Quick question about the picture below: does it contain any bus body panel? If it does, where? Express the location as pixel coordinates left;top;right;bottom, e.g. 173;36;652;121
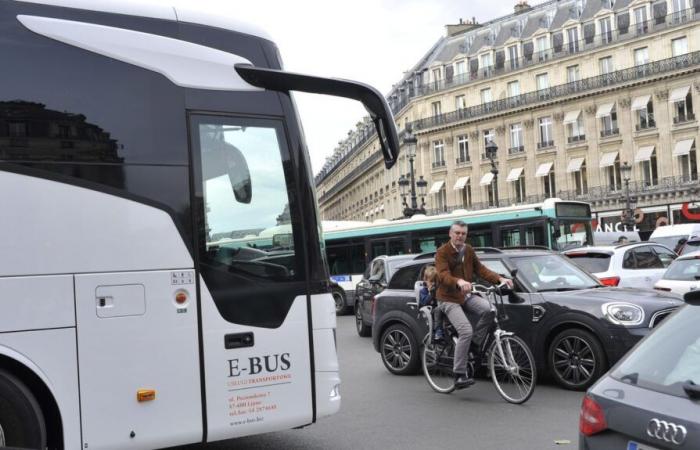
0;275;74;332
0;328;81;449
75;270;202;450
199;280;313;442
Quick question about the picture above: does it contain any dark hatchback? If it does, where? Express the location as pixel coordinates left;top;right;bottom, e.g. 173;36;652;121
371;249;683;390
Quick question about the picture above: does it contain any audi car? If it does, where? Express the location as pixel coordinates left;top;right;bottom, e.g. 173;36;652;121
580;290;700;449
371;248;683;389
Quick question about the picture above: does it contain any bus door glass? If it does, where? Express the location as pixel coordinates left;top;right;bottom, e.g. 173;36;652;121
388;238;405;255
468;227;494;247
500;226;522;247
190;115;313;440
371;240;388;258
525;223;546;246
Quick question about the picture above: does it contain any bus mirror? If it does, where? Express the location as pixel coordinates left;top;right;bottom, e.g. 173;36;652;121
234;64;400;169
226;145;251;204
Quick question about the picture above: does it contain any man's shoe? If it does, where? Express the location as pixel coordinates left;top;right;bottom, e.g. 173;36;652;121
454;374;475;390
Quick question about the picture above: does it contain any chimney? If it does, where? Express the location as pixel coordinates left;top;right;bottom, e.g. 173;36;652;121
446;17;481;37
514;1;532;14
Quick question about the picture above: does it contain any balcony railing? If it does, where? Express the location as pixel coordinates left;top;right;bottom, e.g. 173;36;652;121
432;160;446;168
456;156;470;165
557;174;699;203
600;128;619;138
537;140;554;149
636;118;656;131
674;112;696;124
508;146;525;155
567;135;586;144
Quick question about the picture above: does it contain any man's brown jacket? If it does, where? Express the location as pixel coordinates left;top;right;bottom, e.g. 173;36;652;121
435;242;501;304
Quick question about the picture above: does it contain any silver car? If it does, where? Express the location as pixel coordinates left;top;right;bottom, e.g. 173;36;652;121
579;290;700;449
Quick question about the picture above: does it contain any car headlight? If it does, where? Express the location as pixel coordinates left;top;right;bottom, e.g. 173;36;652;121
601;302;645;326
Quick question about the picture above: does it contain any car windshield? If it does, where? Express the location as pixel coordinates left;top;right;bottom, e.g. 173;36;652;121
651;235;687;253
565;252;612;273
510;254;600;292
611;304;700;398
663;258;700;281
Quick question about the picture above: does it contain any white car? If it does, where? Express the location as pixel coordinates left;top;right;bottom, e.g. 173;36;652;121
654;250;700;295
564;242;677;289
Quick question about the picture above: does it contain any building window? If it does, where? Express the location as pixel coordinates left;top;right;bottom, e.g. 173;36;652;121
480;52;493;76
480;88;492;104
567;114;585;142
455;60;466;76
672;37;689;56
672;0;689;23
457;135;469;163
572;162;588;195
508;45;519;69
486;182;496;207
634;47;649;66
512;171;526;203
599;17;613;44
436;185;447;212
455;95;466;110
509;123;524;153
680;145;698;182
507;80;520;97
535;35;549;61
536;73;549;91
566;27;579;53
634;6;648;35
431;101;442;116
543;167;556;198
432;140;445;167
600;105;618;136
462;181;472;208
538;117;553;148
567;65;580;83
673;91;694;123
606;156;622;191
432;68;442;82
637;99;655;130
599;56;614;75
640;150;658;186
483;129;495;158
8;122;27;137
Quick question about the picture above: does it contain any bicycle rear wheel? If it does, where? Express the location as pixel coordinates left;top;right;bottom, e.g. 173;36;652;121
421;334;456;394
488;335;536;404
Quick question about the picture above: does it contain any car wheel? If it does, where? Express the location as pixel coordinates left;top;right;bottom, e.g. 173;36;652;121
380;324;420;375
355;301;371;337
548;328;606;391
0;370;47;449
332;288;348;315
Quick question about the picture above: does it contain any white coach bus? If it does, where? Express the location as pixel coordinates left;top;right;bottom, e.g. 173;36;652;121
0;1;399;449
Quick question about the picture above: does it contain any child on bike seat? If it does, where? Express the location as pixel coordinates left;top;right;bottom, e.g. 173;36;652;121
419;266;444;340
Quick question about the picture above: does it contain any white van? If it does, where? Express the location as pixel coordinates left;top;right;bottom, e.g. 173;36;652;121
649;224;700;253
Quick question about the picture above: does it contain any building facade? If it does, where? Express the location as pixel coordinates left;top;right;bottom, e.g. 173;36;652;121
316;0;700;238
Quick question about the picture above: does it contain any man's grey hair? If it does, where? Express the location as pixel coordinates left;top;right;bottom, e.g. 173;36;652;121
451;220;468;230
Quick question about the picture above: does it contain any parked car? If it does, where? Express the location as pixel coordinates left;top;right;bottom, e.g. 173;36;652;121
354;254;416;337
371;248;683;390
593;231;641;246
564;242;677;289
579;290;700;450
654;250;700;296
678;236;700;255
649;223;700;254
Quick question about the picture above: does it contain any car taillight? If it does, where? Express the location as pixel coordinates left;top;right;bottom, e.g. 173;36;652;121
654;286;672;292
598;276;620;287
580;395;607;436
371;296;377;319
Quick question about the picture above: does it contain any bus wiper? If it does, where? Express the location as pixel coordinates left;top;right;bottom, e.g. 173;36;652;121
682;380;700;399
620;372;639;385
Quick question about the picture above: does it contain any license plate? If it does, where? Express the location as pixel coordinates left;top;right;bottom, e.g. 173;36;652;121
331;275;350;282
627;441;662;450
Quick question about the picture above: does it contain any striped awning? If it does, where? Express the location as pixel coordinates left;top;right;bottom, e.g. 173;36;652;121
634;146;655;162
506;167;524;182
567;157;585;173
631;94;651;111
428;180;445;194
562;110;581;124
453;176;470;190
595;103;615;118
669;85;690;103
599;151;619;168
535;162;553;177
673;139;695;156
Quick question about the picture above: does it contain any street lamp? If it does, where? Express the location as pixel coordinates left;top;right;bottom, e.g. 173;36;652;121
620;161;636;230
485;139;499;207
398;127;427;217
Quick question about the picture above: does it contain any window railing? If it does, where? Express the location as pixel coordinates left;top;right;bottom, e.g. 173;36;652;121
567;135;586;144
600;128;619;138
674;112;696;124
537;140;554;149
456;156;470;164
508;145;525;155
432;160;446;168
636;117;656;130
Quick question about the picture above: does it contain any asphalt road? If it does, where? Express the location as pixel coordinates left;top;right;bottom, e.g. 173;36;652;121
173;315;585;450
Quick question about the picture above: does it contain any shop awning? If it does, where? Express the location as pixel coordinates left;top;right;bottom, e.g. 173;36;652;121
673;139;695;156
428;180;445;194
669;85;690;103
480;172;495;186
535;162;553;177
506;167;524;182
595;102;615;118
599;151;619;168
631;94;651;111
563;110;581;124
453;176;470;190
634;146;655;162
567;157;585;173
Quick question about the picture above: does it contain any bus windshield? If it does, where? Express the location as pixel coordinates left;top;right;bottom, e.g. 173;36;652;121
554;219;593;251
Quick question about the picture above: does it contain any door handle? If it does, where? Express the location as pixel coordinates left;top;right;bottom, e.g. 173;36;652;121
225;332;254;349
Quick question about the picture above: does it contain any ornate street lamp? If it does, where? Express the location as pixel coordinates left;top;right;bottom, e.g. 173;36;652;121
620;161;636;229
485;139;499;207
399;127;427;217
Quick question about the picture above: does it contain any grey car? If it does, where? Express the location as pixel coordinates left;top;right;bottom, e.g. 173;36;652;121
580;290;700;449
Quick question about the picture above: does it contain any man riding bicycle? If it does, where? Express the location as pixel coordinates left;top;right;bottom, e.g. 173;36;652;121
435;220;513;389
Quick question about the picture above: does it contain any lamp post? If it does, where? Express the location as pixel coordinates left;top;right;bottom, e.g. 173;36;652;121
485;139;499;207
398;128;427;217
620;161;636;230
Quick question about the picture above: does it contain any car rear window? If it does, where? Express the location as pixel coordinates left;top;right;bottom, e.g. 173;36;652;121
565;253;611;273
388;264;423;290
663;258;700;281
611;304;700;398
681;240;700;255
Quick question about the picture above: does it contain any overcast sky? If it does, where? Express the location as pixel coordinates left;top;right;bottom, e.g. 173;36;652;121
168;0;514;174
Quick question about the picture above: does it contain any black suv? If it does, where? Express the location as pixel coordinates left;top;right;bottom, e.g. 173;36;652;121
371;248;683;390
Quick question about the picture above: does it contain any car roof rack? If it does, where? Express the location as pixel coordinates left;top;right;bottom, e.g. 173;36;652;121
473;247;503;253
414;252;436;260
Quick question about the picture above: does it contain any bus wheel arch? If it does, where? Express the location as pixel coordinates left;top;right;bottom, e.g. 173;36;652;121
0;355;63;449
331;285;349;315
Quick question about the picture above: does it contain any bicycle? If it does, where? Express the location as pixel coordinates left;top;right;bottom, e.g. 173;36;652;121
418;282;536;404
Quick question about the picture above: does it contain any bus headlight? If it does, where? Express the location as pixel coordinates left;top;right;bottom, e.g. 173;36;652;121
601;302;644;326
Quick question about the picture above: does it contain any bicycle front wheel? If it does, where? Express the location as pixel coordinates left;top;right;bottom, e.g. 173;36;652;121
488;335;536;404
421;334;456;394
